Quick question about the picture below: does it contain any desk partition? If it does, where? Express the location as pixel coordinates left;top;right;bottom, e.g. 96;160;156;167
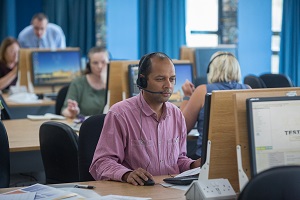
233;87;300;188
207;87;300;192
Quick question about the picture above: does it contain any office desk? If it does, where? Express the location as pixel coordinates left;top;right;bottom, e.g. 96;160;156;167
3;119;69;175
3;119;67;152
0;176;186;200
3;94;55;119
4;118;196;178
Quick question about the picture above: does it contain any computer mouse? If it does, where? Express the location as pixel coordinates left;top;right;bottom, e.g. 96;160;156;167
142;178;155;186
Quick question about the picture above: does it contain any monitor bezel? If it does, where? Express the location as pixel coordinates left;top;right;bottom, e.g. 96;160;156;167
246;95;300;177
31;50;82;87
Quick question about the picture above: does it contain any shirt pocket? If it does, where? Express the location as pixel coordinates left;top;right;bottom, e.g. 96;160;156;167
130;139;154;169
167;137;180;167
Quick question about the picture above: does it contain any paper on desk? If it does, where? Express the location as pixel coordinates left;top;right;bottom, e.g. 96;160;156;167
175;167;201;177
27;113;66;120
0;192;36;200
3;183;84;200
59;187;101;199
160;167;201;190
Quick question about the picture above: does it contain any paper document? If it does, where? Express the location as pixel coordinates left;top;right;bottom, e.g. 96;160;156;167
27;113;66;120
3;183;84;200
175;167;201;177
0;192;36;200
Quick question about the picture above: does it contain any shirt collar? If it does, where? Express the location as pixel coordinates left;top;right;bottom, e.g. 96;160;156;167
137;93;169;120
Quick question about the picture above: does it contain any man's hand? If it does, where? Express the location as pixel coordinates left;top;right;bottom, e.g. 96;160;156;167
122;168;154;186
190;158;201;169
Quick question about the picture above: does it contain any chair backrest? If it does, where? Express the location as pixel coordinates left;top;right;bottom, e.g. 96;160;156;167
78;114;106;181
259;73;293;88
0;95;12;120
243;75;267;89
0;121;10;188
238;166;300;200
39;121;79;184
55;85;69;115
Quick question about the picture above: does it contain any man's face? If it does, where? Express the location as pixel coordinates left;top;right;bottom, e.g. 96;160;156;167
143;56;175;104
32;18;48;38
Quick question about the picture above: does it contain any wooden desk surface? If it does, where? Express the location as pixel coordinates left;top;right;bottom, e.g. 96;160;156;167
3;94;55;108
3;119;70;152
4;118;197;153
0;176;186;200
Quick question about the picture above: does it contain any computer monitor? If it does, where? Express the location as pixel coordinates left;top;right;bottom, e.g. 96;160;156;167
128;62;194;106
128;64;140;97
201;93;212;166
246;96;300;177
194;45;237;78
31;50;82;87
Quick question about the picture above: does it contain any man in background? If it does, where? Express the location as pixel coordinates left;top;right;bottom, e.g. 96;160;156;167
18;13;66;49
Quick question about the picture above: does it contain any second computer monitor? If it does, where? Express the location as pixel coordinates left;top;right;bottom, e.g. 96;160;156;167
246;96;300;177
31;50;82;86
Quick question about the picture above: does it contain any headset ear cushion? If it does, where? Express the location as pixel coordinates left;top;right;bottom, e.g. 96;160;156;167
140;76;147;88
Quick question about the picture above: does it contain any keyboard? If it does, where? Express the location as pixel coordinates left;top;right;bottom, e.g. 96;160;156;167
163;174;199;185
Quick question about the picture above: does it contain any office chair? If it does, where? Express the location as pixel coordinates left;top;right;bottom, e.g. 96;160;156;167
55;85;69;115
39;121;79;184
78;114;106;181
238;166;300;200
243;74;267;89
194;76;207;87
259;73;294;88
0;94;12;120
0;121;10;188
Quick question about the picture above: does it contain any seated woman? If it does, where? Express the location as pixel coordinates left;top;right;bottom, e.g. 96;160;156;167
0;37;20;92
61;47;109;118
180;51;251;159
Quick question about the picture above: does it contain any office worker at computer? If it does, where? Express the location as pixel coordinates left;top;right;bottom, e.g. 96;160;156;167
180;51;250;159
0;37;20;91
90;52;201;186
18;13;66;49
61;47;109;118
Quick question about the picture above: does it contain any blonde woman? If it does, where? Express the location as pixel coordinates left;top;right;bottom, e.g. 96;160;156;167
180;51;251;159
61;47;109;118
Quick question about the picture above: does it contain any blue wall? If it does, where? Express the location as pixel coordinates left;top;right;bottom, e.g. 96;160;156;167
106;0;138;60
238;0;272;78
2;0;272;75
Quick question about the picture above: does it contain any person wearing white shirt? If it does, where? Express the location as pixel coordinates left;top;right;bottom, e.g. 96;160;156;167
18;13;66;49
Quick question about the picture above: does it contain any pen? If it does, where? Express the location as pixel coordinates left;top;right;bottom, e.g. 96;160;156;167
74;184;95;189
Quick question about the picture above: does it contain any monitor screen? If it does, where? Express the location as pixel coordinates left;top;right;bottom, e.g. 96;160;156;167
128;62;194;106
194;46;237;78
246;96;300;176
128;64;140;97
31;50;82;86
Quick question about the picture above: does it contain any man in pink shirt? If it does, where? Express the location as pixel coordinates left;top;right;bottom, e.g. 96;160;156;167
89;52;201;185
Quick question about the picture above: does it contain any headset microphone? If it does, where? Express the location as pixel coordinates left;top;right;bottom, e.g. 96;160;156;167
142;88;164;94
137;86;164;94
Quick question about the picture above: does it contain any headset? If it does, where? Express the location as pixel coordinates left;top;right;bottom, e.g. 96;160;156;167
206;52;235;74
136;52;156;89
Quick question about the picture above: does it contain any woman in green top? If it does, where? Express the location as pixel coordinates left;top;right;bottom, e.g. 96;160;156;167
61;47;109;118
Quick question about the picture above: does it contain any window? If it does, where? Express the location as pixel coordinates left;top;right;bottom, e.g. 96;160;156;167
271;0;283;73
185;0;238;47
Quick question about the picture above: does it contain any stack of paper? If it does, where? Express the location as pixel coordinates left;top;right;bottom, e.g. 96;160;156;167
27;113;66;120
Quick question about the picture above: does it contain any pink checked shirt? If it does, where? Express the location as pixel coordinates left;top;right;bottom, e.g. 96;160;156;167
89;93;194;181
